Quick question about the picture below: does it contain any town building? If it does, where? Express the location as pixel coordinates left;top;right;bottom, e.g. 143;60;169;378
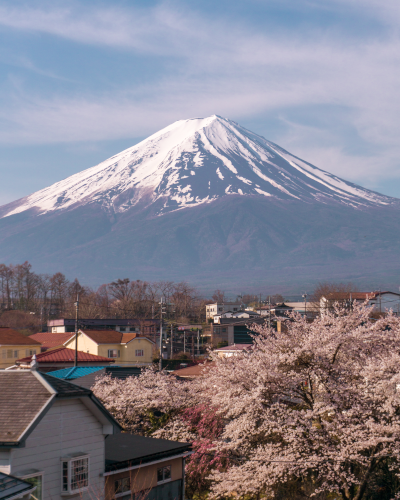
213;344;253;358
256;303;294;317
0;368;191;500
48;318;161;338
49;366;142;389
213;310;260;324
14;348;114;372
0;369;121;499
205;302;243;320
0;328;41;369
64;329;154;366
104;433;191;500
211;317;266;346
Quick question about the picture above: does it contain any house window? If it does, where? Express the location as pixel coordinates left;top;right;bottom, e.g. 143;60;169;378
233;308;237;311
157;465;171;484
120;327;127;332
115;477;131;495
61;456;89;494
108;349;120;358
26;349;36;357
21;473;43;500
135;349;144;357
2;350;6;359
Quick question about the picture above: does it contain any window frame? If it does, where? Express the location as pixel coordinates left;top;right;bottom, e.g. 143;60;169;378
135;349;144;357
19;471;44;500
107;349;120;358
157;465;172;484
60;454;90;495
114;476;131;497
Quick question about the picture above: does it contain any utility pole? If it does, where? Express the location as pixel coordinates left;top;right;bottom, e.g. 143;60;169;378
184;331;186;354
74;293;79;367
159;298;166;371
170;323;174;359
197;328;200;356
268;295;271;329
302;293;307;319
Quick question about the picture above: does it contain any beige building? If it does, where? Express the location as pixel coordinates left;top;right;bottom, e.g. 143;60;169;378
64;329;154;366
0;327;41;369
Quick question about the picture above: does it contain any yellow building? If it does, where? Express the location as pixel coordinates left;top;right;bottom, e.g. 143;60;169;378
0;327;41;369
64;329;154;366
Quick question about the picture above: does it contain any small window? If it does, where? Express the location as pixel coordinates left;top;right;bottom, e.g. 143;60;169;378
61;456;89;494
135;349;144;357
7;349;13;359
26;349;36;357
108;349;120;358
20;473;43;500
233;308;237;311
157;465;171;484
115;477;131;494
14;350;18;358
120;327;127;332
2;350;6;359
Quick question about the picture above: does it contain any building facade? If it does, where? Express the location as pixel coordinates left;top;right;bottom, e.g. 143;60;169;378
0;328;41;369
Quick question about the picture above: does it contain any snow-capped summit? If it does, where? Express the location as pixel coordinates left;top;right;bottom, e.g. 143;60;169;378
1;115;392;219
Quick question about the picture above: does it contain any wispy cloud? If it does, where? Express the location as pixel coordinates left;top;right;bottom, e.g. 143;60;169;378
0;0;399;192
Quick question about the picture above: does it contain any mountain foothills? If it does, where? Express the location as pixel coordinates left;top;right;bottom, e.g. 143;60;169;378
0;115;399;291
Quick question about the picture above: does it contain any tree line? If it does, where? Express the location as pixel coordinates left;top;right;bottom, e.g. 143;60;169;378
0;261;209;330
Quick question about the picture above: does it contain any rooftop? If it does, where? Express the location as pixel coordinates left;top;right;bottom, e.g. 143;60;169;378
16;347;114;364
0;328;41;346
0;472;35;499
105;433;191;472
29;332;74;350
173;362;215;378
0;370;96;446
48;318;160;326
48;366;105;380
79;329;154;345
0;371;52;444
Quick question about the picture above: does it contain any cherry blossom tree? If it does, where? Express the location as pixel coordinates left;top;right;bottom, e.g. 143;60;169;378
204;303;400;499
92;367;197;435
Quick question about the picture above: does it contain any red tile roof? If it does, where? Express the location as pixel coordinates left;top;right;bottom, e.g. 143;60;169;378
173;362;215;378
16;347;115;364
29;333;75;349
80;330;153;345
0;328;41;346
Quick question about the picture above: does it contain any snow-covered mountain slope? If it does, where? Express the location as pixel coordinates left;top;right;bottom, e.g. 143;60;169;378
1;115;393;219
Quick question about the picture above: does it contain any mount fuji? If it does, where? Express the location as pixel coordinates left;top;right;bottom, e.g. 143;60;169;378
0;115;399;292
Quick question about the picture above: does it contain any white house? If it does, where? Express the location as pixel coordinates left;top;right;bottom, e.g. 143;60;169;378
213;310;260;324
0;368;121;499
205;302;243;320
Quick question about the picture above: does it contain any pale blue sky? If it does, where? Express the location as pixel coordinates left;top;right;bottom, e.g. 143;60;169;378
0;0;399;204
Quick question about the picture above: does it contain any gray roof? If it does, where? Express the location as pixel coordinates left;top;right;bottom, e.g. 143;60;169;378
0;371;52;445
0;472;35;500
105;433;191;472
0;370;121;447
